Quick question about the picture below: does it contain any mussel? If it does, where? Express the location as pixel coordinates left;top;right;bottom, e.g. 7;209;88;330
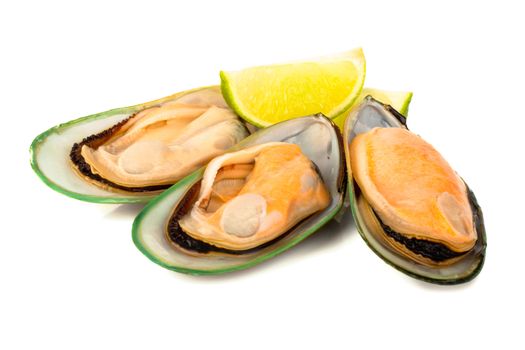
133;115;345;274
343;97;486;284
31;87;249;203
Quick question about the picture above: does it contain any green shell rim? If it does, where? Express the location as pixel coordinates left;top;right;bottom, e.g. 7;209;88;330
29;86;215;204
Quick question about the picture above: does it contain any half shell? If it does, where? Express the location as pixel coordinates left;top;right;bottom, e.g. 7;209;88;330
343;96;486;284
133;115;345;274
30;86;247;203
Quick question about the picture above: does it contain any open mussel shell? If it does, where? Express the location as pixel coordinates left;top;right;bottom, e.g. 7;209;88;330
30;86;231;203
343;96;486;284
133;115;345;275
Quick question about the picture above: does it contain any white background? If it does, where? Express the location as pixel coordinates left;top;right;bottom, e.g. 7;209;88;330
1;1;524;349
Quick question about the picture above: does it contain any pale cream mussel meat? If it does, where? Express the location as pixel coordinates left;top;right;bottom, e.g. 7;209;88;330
167;142;331;255
70;94;249;193
344;96;486;284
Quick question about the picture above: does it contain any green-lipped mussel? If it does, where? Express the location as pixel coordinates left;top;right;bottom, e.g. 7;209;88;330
343;96;486;284
133;115;346;274
30;87;250;203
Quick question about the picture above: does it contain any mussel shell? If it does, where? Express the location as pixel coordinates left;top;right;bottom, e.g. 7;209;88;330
133;115;345;274
30;86;229;203
343;96;486;284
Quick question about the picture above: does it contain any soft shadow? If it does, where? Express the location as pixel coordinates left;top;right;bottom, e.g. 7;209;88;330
408;273;480;291
291;208;356;252
173;209;357;283
104;203;147;220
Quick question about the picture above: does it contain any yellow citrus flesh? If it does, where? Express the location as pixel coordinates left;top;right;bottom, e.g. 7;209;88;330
220;48;366;127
